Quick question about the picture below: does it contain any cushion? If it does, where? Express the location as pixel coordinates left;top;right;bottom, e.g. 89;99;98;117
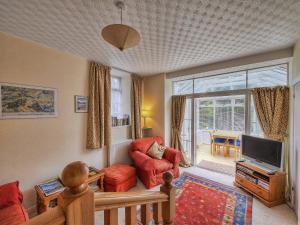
153;159;173;174
104;176;137;192
0;181;23;209
0;204;29;225
104;164;136;185
147;141;166;160
131;136;163;154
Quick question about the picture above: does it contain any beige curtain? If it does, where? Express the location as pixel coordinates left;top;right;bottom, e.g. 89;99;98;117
251;86;292;203
171;95;190;167
131;74;143;139
86;62;111;149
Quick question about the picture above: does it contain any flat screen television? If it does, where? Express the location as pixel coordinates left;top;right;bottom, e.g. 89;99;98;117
242;135;283;171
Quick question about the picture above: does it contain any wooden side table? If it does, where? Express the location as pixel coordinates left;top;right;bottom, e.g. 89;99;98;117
35;170;105;214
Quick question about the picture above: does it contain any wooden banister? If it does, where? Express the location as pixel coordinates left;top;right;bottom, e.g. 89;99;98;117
22;161;94;225
94;191;168;210
22;207;65;225
95;172;176;225
22;162;176;225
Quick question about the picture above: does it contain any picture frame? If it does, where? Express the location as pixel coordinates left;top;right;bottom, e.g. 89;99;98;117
0;83;58;119
74;95;88;113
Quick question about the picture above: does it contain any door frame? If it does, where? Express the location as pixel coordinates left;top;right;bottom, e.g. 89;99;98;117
185;89;251;165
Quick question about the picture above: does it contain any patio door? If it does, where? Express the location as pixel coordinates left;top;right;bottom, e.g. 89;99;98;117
181;92;249;165
194;94;246;164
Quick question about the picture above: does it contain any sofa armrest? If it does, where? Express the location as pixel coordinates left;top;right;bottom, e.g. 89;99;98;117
130;150;155;171
163;147;181;165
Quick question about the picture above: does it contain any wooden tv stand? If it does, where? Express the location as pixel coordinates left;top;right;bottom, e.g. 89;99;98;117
234;161;285;207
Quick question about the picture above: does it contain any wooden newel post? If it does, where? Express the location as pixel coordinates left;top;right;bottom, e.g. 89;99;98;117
160;172;175;225
58;161;95;225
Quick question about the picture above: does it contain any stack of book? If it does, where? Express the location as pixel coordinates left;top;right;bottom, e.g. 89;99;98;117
257;179;269;190
237;165;254;175
236;170;246;178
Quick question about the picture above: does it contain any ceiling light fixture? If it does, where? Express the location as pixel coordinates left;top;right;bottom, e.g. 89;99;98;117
101;1;140;51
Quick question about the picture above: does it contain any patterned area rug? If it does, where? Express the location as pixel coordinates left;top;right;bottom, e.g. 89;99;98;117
197;160;236;176
138;172;252;225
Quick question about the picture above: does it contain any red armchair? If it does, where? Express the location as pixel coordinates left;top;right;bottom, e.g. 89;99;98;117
0;181;29;225
129;136;181;189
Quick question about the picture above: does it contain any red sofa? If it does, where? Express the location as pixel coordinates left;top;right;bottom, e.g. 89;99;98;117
0;181;29;225
129;136;181;189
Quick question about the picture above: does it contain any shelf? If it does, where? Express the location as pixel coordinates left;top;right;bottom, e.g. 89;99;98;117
234;161;285;208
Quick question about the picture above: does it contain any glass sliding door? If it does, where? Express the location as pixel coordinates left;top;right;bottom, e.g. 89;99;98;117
181;98;192;161
195;95;246;165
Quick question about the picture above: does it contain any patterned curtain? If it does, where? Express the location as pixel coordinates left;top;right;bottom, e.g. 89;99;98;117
251;86;292;204
86;62;111;149
171;95;191;167
131;74;143;139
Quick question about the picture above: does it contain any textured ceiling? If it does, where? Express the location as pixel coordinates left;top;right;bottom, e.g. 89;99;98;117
1;0;300;75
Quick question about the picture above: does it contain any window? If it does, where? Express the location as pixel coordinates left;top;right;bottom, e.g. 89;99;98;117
173;64;288;95
111;76;122;117
247;64;288;88
173;80;193;95
194;71;246;94
199;100;214;130
250;96;263;137
181;99;192;160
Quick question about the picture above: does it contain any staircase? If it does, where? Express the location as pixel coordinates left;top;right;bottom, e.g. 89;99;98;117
23;161;176;225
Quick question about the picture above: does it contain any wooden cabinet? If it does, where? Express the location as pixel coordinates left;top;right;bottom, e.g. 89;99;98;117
234;161;285;207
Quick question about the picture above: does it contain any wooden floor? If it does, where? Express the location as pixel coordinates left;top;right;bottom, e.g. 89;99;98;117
196;144;236;166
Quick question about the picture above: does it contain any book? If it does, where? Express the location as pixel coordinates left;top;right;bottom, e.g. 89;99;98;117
38;178;65;197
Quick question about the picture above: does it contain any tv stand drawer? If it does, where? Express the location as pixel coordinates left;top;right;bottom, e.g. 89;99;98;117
236;176;270;201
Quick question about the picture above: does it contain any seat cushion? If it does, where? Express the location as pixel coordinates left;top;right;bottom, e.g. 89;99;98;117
0;204;29;225
214;138;226;143
104;164;136;185
131;136;163;154
0;181;23;209
153;159;173;174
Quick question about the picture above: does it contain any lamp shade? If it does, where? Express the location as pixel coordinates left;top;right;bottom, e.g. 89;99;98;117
141;110;150;118
101;24;140;51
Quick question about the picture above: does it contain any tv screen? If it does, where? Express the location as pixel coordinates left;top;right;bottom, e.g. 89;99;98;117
242;135;283;168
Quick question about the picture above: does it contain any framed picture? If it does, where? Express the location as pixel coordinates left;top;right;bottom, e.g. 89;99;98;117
75;95;88;113
0;83;58;119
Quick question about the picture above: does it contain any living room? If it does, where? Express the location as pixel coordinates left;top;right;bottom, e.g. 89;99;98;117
0;0;300;225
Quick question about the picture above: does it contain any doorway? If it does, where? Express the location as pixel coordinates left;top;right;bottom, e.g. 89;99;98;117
194;95;246;165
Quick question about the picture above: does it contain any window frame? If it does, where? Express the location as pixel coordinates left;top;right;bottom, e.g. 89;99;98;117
172;63;288;95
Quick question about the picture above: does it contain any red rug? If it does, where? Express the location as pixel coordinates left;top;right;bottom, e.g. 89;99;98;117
173;172;252;225
138;172;252;225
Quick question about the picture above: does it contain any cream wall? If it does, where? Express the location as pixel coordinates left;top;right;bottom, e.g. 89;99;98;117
143;74;165;139
0;32;131;213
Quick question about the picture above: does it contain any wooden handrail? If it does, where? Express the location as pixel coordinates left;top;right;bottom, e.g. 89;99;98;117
22;207;65;225
94;191;168;210
22;161;176;225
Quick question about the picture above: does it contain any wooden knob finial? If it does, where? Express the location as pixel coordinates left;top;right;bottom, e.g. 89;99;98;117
61;161;89;194
163;172;173;187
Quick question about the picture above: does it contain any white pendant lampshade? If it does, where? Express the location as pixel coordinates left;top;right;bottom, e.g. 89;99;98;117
101;1;140;51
